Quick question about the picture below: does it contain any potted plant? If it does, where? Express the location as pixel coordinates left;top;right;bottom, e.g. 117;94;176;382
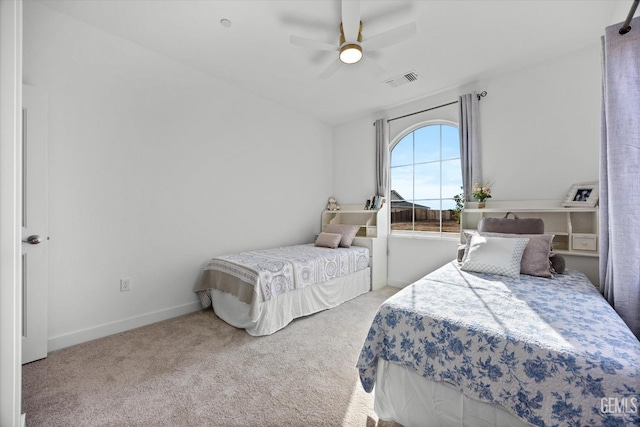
472;183;492;208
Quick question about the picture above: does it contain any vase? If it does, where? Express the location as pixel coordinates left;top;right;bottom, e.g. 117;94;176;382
478;201;486;209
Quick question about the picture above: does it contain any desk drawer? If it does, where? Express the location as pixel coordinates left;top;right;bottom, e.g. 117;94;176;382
572;234;597;251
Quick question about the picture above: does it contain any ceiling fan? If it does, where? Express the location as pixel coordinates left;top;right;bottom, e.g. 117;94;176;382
289;0;416;79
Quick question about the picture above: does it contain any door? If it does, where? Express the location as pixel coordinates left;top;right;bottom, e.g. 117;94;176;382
21;84;48;364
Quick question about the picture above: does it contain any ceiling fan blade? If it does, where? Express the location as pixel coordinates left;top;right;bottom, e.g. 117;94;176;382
341;0;361;41
318;59;342;79
361;22;417;51
290;35;338;52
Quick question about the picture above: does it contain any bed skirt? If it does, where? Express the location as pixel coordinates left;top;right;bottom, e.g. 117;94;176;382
374;359;531;427
211;267;370;336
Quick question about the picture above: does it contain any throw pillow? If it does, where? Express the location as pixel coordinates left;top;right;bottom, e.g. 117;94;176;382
462;231;555;278
315;232;342;249
461;235;529;278
479;232;554;278
322;224;360;248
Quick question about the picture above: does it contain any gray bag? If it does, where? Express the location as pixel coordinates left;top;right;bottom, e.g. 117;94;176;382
477;212;544;234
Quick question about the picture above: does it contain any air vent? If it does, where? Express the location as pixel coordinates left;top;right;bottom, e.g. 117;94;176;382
384;71;420;88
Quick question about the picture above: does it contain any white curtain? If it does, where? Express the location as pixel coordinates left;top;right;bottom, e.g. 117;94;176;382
600;16;640;338
459;93;482;201
375;118;389;197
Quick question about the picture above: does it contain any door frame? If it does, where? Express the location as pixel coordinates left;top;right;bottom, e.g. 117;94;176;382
0;0;23;425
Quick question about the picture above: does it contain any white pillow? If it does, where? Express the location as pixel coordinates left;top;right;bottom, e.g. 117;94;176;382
461;235;529;278
462;231;555;278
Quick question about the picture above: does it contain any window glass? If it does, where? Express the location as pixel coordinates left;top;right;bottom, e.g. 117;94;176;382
390;123;462;235
390;165;413;200
442;159;462;196
442;126;460;159
390;134;413;167
414;163;440;200
414;126;440;164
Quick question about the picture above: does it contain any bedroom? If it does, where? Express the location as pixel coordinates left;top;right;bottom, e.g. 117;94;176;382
1;0;638;425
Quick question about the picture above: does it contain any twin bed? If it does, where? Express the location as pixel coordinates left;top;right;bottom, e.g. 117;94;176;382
357;261;640;426
195;216;639;426
195;241;370;336
356;222;640;427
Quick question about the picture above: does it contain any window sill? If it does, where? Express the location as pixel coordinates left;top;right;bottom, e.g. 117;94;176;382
390;231;460;241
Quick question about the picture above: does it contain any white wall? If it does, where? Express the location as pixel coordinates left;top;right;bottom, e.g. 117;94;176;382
481;48;601;201
334;44;603;287
24;2;333;350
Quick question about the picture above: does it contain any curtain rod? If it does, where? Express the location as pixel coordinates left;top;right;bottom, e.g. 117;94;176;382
373;91;487;126
619;0;639;35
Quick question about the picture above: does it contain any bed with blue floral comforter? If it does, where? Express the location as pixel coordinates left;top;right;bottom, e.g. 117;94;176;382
357;261;640;426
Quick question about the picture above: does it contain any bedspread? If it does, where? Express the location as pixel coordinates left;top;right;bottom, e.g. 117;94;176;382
197;244;369;320
357;261;640;426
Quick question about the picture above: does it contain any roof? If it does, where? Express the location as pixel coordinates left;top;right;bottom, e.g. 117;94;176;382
390;190;430;210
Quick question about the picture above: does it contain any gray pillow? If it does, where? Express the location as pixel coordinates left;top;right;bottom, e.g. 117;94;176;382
464;231;554;278
477;213;544;234
322;224;360;248
315;232;342;249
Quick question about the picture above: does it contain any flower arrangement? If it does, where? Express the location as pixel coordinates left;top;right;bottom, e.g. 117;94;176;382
472;183;492;202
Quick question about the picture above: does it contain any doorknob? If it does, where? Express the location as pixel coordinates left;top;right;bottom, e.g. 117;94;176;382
22;235;42;245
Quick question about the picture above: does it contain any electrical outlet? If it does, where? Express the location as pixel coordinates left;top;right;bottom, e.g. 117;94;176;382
120;278;131;292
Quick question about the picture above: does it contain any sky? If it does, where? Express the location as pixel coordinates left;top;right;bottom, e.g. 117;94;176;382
390;124;461;211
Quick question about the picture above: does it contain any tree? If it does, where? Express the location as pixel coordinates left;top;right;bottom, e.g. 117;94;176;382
452;187;465;224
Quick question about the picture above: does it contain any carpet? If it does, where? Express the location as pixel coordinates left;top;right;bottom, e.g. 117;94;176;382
22;287;401;426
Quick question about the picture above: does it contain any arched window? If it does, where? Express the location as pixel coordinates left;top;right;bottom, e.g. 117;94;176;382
390;122;462;235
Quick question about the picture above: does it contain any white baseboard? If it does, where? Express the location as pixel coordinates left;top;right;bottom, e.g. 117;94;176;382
21;413;26;427
47;301;202;352
386;279;409;288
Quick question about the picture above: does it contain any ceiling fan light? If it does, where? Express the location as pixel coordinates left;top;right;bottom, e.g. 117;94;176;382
339;44;363;64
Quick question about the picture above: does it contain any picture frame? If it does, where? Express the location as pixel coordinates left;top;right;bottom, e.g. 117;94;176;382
562;183;599;208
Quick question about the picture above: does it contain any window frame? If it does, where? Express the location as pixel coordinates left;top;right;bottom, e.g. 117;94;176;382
388;119;461;239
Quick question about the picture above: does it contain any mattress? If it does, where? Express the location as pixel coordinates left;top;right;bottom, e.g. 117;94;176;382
357;261;640;427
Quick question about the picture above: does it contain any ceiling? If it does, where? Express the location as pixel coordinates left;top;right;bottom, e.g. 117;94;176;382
35;0;632;126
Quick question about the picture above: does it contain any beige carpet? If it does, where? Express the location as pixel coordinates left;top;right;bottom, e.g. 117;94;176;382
22;287;402;427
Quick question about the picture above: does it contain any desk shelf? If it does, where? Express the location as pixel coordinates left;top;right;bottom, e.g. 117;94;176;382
461;200;598;256
321;202;388;290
